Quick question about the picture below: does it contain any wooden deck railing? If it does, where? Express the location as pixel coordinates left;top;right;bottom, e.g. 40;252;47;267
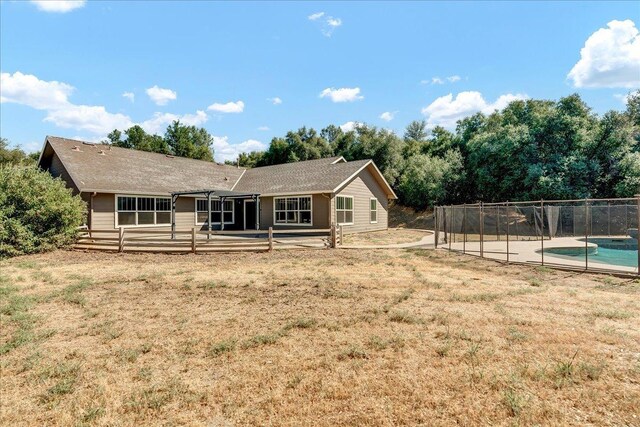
75;226;338;253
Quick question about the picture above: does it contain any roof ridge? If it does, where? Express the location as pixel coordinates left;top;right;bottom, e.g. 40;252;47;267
46;135;244;172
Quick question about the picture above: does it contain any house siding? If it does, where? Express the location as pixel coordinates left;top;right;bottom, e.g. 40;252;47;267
334;167;389;234
259;194;331;230
49;153;79;193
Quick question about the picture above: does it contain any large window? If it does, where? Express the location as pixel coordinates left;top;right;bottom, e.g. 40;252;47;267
370;198;378;223
274;196;312;225
116;196;171;227
336;196;354;225
196;198;234;224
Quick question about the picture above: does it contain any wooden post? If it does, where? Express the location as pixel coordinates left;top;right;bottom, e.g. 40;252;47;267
118;227;125;253
339;225;344;247
191;227;196;254
434;207;439;249
207;192;212;240
268;226;273;252
463;204;466;254
330;223;337;248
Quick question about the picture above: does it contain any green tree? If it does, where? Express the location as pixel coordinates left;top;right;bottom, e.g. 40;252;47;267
164;121;214;161
0;138;34;165
398;151;464;208
0;165;86;257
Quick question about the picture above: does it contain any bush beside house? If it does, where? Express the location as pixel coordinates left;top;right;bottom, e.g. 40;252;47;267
0;164;86;258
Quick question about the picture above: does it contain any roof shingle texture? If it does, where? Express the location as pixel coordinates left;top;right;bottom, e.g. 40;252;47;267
46;136;244;195
233;157;371;194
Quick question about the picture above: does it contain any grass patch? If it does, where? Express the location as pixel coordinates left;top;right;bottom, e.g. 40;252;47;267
592;308;632;320
209;339;237;357
388;310;423;325
0;285;38;355
337;345;368;360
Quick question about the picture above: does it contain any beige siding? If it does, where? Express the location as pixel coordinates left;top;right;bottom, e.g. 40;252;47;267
334;167;389;234
49;153;79;193
90;194;196;231
260;194;331;230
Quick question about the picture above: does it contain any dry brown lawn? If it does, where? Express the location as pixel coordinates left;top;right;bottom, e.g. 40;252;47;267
342;229;431;246
1;248;639;426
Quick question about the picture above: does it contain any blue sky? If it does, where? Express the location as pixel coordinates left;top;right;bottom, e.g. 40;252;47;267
1;1;639;162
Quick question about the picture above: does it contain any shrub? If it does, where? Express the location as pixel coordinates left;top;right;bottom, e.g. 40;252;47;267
0;165;86;257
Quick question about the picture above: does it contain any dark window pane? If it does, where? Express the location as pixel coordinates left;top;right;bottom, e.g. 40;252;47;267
300;197;311;210
138;212;154;224
138;197;154;211
370;199;377;210
212;200;221;212
337;211;345;224
224;200;233;211
300;211;311;224
156;198;171;211
196;199;207;212
286;211;297;223
371;211;377;222
224;212;233;223
336;197;344;210
275;212;286;223
118;196;136;211
275;199;286;210
157;212;171;224
287;198;298;210
345;211;353;223
118;212;136;225
345;197;353;210
212;212;222;223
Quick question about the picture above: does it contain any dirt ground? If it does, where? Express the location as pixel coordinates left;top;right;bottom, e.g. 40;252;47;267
342;229;430;246
1;248;639;426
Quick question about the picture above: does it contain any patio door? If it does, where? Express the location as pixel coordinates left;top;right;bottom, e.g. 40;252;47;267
244;200;257;230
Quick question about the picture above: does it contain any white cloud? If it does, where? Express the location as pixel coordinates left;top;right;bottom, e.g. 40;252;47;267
140;110;208;135
146;85;177;106
257;126;270;131
308;12;325;21
568;19;640;88
340;121;358;132
44;105;133;135
30;0;86;13
268;97;282;105
421;91;528;129
211;136;267;163
379;111;395;122
207;100;245;113
309;12;342;37
319;87;363;103
421;75;461;85
1;71;74;109
1;71;212;136
122;92;135;102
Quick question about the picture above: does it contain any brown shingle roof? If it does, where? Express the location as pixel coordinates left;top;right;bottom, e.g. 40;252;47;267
233;157;374;195
41;137;397;198
43;136;245;195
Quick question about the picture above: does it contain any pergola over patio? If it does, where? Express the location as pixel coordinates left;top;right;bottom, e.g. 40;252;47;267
170;189;260;235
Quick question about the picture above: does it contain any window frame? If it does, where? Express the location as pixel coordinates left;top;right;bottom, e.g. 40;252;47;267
114;194;172;228
273;195;313;227
194;198;235;225
336;195;354;226
369;197;378;224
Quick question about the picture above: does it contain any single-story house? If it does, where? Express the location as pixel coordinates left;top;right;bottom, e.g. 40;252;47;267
38;136;397;233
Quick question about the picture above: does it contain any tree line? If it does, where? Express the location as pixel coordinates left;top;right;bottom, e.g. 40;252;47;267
2;91;638;209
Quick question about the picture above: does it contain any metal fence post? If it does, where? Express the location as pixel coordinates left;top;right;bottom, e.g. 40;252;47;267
449;205;453;251
463;204;467;255
434;207;439;249
480;202;484;258
541;199;545;266
585;198;589;271
506;201;510;264
636;195;640;275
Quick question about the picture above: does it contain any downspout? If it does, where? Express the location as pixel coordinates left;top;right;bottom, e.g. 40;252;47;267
89;192;96;235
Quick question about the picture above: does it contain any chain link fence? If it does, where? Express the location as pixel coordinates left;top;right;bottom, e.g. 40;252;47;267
434;198;639;275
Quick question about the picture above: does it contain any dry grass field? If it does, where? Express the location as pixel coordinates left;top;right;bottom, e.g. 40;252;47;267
1;248;639;426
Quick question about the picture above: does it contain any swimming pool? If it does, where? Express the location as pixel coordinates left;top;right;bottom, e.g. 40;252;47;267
544;246;638;268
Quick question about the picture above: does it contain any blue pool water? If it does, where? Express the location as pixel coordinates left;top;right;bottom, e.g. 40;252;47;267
544;247;638;268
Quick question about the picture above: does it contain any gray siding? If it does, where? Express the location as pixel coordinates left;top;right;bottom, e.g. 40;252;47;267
334;167;389;234
259;194;331;230
49;153;79;193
